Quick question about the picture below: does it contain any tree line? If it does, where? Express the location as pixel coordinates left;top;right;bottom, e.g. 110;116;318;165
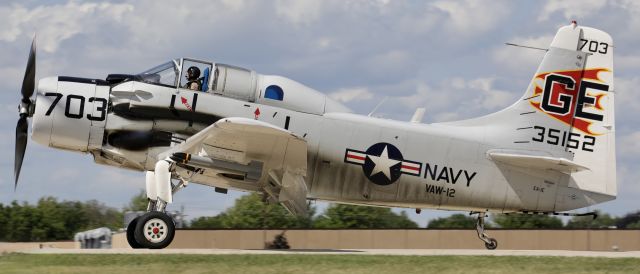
189;193;640;230
0;192;638;241
0;197;123;241
188;193;419;229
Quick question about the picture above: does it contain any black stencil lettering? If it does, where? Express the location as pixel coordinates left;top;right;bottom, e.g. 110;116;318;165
541;74;575;115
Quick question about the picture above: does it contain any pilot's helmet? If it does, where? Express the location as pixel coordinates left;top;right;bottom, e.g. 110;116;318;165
186;66;200;80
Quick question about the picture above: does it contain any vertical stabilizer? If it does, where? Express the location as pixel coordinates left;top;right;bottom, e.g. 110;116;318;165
517;22;616;197
455;22;616;202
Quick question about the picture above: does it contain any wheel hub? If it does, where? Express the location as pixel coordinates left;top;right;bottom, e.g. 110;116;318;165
143;218;168;243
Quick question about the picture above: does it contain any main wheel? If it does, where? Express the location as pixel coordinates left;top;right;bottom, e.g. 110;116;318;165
134;211;175;249
126;217;144;248
484;238;498;250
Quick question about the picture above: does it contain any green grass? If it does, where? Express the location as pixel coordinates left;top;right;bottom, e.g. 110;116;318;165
0;254;637;274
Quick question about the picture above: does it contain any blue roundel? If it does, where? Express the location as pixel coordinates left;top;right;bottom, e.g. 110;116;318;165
265;85;284;101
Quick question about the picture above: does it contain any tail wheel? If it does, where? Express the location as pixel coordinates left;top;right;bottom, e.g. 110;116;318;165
484;238;498;250
126;217;144;249
134;211;175;249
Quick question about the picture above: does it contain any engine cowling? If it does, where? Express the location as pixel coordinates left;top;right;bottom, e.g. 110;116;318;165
32;76;108;152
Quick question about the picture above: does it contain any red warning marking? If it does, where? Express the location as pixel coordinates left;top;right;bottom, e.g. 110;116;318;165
181;96;193;111
254;108;261;119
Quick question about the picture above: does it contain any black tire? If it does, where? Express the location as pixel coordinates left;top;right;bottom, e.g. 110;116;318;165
134;211;175;249
126;217;144;249
484;238;498;250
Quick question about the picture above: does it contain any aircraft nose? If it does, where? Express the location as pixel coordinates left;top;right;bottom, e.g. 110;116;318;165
37;76;58;94
31;77;58;147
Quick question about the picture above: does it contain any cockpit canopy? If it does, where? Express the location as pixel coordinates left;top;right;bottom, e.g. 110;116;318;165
137;58;215;91
136;60;180;88
130;58;350;115
136;58;256;100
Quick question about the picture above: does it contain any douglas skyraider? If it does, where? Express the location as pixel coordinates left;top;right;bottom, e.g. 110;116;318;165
14;22;615;249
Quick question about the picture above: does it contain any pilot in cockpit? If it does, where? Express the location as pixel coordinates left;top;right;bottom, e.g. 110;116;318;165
184;66;202;91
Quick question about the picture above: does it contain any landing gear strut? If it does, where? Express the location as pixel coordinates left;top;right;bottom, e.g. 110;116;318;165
127;159;184;249
475;212;497;250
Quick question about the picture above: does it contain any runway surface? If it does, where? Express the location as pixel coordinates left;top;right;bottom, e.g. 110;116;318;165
20;248;640;258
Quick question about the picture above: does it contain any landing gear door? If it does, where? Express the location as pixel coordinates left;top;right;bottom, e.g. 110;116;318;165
178;58;213;92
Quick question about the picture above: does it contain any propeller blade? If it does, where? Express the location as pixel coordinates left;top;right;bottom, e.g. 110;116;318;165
21;37;36;100
15;116;28;189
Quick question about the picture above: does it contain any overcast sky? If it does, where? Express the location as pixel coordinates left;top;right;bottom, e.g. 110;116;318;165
0;0;638;226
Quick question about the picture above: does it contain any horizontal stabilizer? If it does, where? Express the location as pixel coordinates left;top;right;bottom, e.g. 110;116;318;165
488;150;589;173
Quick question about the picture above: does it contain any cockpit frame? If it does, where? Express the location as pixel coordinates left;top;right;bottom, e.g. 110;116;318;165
135;58;214;92
178;58;214;92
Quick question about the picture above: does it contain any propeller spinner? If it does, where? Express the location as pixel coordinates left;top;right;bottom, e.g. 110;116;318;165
15;37;36;189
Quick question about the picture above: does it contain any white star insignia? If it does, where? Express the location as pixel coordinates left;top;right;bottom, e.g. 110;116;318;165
367;146;400;180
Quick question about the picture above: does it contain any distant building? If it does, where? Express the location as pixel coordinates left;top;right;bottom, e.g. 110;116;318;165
74;227;112;249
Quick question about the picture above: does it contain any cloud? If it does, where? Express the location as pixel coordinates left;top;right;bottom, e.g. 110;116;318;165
468;78;514;110
275;0;323;25
364;50;411;71
493;35;552;71
0;2;134;53
616;54;640;71
538;0;607;21
396;82;430;110
613;76;640;129
395;77;518;122
618;131;640;161
220;0;246;11
431;0;512;34
329;87;374;103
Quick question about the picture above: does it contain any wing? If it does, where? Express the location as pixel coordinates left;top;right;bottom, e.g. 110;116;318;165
158;117;309;216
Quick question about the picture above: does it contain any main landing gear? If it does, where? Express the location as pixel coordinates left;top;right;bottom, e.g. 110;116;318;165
130;211;176;249
127;159;186;249
474;212;497;250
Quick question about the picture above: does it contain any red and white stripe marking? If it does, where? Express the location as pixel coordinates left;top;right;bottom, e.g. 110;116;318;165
345;150;367;165
401;161;421;176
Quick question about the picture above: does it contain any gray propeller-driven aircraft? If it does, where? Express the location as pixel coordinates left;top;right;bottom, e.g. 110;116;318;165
14;22;616;249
